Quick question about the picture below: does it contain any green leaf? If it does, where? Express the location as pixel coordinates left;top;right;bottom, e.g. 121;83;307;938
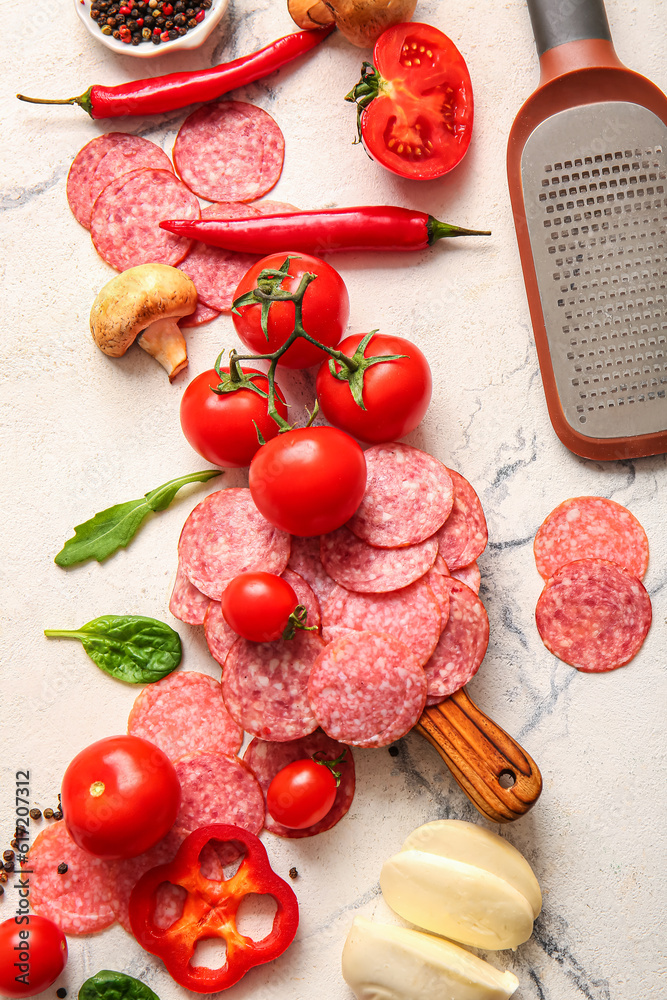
44;615;182;685
54;470;221;566
79;970;161;1000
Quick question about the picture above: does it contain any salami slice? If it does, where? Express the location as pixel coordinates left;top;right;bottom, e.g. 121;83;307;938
179;302;220;327
288;534;337;606
243;732;355;838
424;568;451;630
106;830;184;933
67;133;130;229
173;751;265;837
89;136;173;220
322;580;440;666
348;443;454;548
222;631;323;741
203;601;238;667
178;202;261;312
178;488;291;600
169;564;210;625
533;497;649;581
535;559;652;672
28;821;117;935
91;167;199;271
173;100;285;202
321;526;438;593
127;670;243;759
423;579;489;705
451;561;481;594
252;200;300;214
308;631;427;748
436;470;488;570
282;567;321;630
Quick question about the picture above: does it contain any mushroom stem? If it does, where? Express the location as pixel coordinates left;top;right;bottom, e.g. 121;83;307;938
138;317;189;382
287;0;335;29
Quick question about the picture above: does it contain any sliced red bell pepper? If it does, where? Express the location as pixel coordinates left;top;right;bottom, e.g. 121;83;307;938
128;824;299;993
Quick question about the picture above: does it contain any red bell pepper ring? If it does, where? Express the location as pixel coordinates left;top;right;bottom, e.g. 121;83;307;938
128;824;299;993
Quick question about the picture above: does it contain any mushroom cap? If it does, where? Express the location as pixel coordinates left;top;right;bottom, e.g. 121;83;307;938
90;263;197;357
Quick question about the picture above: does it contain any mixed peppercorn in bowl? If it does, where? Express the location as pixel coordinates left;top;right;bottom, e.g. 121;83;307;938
73;0;228;56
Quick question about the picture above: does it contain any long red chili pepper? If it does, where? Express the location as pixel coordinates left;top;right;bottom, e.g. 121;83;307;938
16;26;333;119
160;205;490;254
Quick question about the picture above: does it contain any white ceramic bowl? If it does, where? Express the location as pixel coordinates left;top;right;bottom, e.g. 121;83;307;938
74;0;229;58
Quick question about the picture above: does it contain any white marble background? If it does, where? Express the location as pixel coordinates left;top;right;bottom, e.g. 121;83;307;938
1;1;666;998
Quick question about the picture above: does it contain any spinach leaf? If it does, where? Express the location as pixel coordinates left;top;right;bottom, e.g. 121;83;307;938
55;469;221;567
79;970;160;1000
44;615;182;684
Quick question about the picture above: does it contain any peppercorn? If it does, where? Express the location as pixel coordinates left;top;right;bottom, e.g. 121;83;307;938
91;9;101;19
57;862;68;875
143;14;155;25
10;840;19;850
187;17;197;27
174;1;185;9
56;991;67;999
29;808;42;820
288;867;299;879
162;2;174;13
44;808;55;819
185;7;195;14
101;24;113;33
0;886;4;897
151;32;161;42
0;873;7;884
164;19;174;28
2;851;14;862
155;15;166;25
202;0;212;6
53;809;63;821
3;862;14;873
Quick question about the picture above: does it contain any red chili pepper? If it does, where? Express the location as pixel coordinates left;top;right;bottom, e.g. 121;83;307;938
160;206;491;254
16;26;333;119
129;824;299;993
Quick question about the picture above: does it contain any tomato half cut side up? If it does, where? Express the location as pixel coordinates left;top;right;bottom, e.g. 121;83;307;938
349;22;473;180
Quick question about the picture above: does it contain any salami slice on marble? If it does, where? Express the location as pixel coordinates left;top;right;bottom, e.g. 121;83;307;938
535;559;652;672
178;201;261;312
348;443;454;548
308;631;427;748
204;601;238;667
28;821;117;935
173;100;285;202
243;732;355;839
89;136;173;217
436;469;488;571
179;302;221;328
423;579;489;705
320;525;438;593
169;564;210;625
322;580;440;666
178;488;291;600
127;670;242;759
67;132;131;229
252;200;300;214
288;534;337;606
533;497;649;581
173;751;265;838
105;830;184;933
451;561;481;594
424;568;451;630
282;567;321;630
222;631;323;741
91;168;199;271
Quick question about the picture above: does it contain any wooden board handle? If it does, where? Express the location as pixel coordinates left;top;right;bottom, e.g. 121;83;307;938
414;688;542;823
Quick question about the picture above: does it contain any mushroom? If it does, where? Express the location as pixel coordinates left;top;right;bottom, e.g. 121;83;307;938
287;0;335;29
89;264;198;381
312;0;418;48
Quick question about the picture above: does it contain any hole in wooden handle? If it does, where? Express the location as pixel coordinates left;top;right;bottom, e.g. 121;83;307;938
498;769;516;789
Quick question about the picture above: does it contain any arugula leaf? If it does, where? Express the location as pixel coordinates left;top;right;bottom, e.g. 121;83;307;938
79;971;161;1000
44;615;182;684
54;469;221;567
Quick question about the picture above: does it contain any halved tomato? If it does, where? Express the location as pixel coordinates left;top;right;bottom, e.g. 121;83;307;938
346;22;473;180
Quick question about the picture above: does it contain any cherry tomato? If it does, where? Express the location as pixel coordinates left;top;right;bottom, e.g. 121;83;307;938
0;915;67;998
61;735;181;860
180;367;288;469
267;758;337;829
222;572;299;641
232;253;349;369
316;332;432;443
249;426;367;536
352;23;473;180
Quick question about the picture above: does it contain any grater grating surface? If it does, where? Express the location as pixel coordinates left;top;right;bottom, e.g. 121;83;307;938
522;101;667;440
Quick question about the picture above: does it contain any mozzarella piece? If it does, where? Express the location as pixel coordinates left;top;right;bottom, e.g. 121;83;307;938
341;916;519;1000
380;850;534;950
402;820;542;918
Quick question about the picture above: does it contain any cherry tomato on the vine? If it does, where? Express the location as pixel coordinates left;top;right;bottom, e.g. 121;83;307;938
249;426;367;536
348;22;473;180
180;367;288;469
0;915;67;998
316;332;432;443
232;253;349;369
267;758;338;829
222;572;299;642
61;735;181;860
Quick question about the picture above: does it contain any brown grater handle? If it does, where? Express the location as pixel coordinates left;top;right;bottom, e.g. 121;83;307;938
414;688;542;824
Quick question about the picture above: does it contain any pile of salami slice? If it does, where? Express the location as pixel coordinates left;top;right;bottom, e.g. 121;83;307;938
66;102;289;325
533;497;652;672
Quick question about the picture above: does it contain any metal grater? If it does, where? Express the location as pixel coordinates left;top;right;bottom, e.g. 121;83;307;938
522;101;667;440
